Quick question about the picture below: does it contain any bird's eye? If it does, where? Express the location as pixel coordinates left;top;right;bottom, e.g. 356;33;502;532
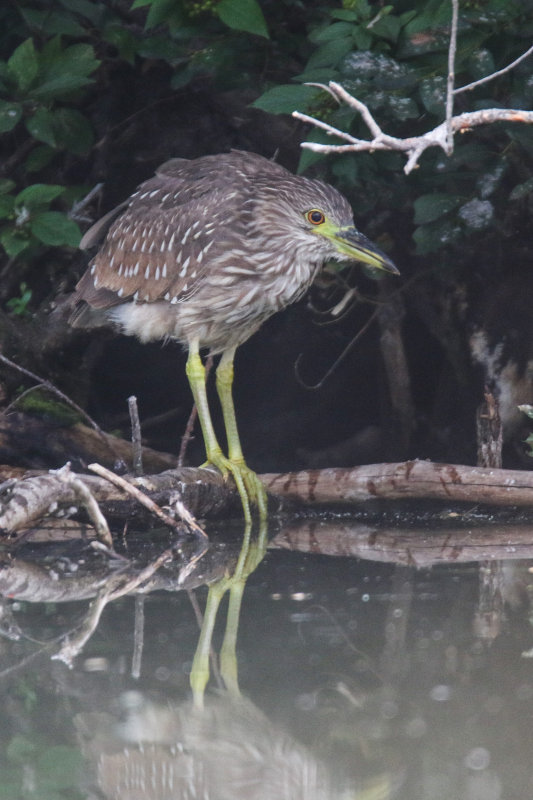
306;209;326;225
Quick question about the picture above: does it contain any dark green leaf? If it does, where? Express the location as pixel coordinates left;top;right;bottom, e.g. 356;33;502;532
352;27;372;50
18;8;87;37
30;211;81;246
29;73;96;101
137;35;186;61
0;227;30;256
0;195;15;219
0;179;15;195
371;12;401;42
465;47;495;81
413;218;462;254
16;184;65;208
138;0;185;30
252;84;320;115
414;193;463;225
57;0;104;24
310;22;355;44
419;76;447;116
7;38;38;92
387;95;419;121
103;24;140;63
26;108;57;147
330;9;360;22
32;41;99;100
0;100;22;133
297;129;332;173
217;0;269;39
25;145;56;173
52;108;94;154
306;37;353;70
42;41;99;80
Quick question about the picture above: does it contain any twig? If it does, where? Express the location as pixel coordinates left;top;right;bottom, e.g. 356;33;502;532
454;43;533;95
445;0;459;154
294;83;533;174
52;464;113;548
128;395;143;476
88;462;208;539
0;353;105;435
178;404;198;467
69;182;104;223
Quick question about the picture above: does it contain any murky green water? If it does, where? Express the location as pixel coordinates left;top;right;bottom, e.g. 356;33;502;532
1;518;533;799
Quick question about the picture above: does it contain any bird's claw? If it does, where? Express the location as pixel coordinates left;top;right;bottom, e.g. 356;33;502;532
204;452;268;522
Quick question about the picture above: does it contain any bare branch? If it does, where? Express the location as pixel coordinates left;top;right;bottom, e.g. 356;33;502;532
128;395;143;476
293;13;533;176
88;462;208;540
294;88;533;174
445;0;459;154
454;43;533;95
52;464;113;548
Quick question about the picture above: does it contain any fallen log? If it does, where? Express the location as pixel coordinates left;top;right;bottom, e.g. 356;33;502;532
263;460;533;508
0;412;176;472
4;460;533;541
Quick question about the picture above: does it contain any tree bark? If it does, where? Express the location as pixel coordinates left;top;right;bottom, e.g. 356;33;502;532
262;460;533;508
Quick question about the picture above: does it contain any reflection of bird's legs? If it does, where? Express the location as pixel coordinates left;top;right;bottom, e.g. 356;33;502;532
185;341;253;522
190;521;269;707
218;521;252;696
216;348;268;520
190;579;229;709
219;519;269;695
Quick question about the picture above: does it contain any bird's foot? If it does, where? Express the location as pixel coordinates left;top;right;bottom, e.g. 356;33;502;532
204;451;268;522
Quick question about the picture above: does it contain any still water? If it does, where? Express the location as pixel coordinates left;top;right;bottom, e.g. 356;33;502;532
1;515;533;800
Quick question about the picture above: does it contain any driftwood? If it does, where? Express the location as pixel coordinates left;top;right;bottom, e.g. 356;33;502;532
262;460;533;508
0;465;234;539
4;459;533;541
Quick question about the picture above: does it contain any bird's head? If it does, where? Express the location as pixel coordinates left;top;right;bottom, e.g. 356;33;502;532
297;179;399;275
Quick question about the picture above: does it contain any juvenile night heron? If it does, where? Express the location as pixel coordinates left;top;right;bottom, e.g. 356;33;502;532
72;151;398;521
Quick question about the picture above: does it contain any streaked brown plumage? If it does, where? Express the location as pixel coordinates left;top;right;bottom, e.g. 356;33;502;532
72;151;398;520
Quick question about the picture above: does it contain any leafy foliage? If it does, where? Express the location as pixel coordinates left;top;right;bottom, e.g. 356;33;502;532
0;0;532;312
253;0;533;258
1;733;83;800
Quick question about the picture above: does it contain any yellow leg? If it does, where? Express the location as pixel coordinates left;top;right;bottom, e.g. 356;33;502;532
185;341;253;522
216;348;268;520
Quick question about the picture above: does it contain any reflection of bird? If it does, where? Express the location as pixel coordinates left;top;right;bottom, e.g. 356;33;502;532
72;151;398;520
76;691;395;800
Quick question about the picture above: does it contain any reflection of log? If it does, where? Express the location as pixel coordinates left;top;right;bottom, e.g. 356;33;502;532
270;521;533;565
263;461;533;508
